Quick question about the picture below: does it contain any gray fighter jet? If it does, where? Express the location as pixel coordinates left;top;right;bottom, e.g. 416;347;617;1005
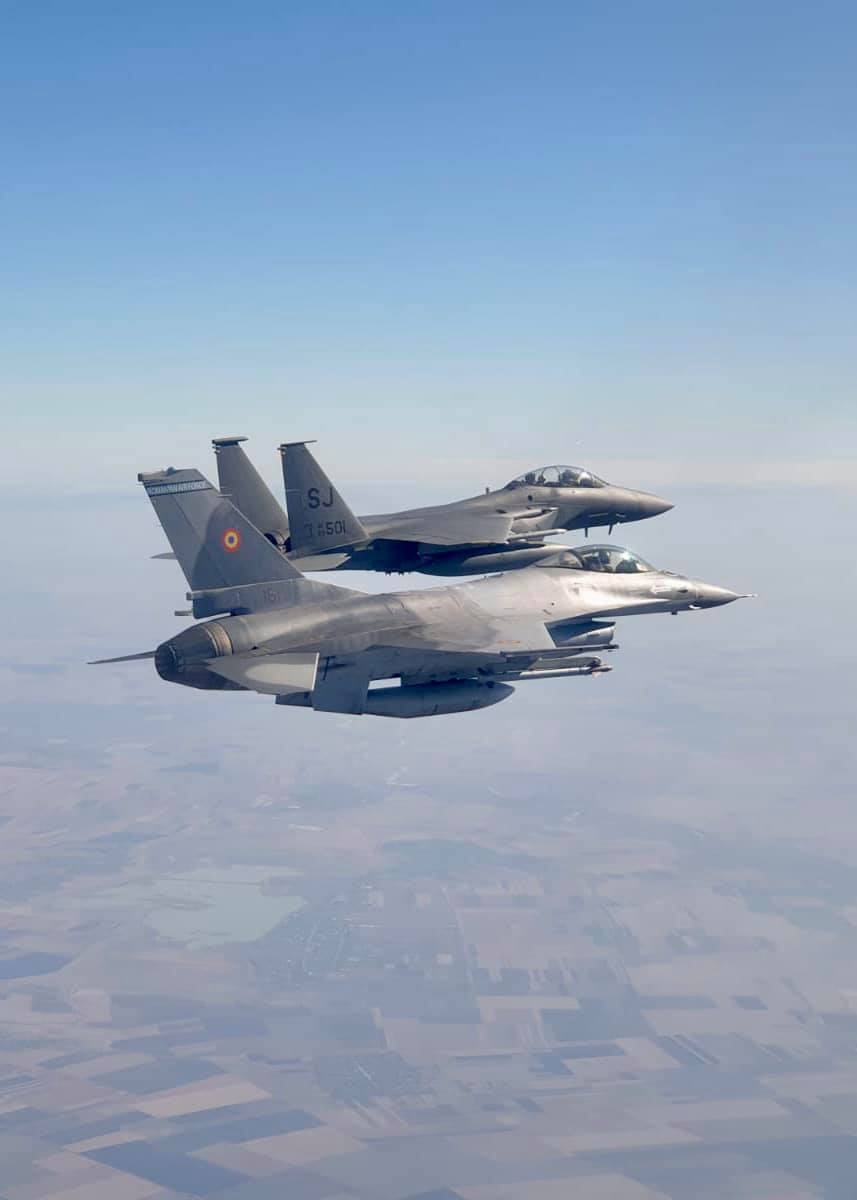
98;466;746;719
210;436;672;576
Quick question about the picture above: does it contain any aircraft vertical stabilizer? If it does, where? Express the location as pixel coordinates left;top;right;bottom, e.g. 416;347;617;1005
139;467;303;592
213;437;290;546
280;441;368;555
139;466;346;616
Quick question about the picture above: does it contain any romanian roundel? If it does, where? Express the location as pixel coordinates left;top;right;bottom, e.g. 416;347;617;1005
222;527;242;553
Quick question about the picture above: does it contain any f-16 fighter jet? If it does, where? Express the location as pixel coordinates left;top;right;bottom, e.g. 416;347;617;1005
210;436;672;576
97;466;746;719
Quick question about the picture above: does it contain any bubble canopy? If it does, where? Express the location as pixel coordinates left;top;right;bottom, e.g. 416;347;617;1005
545;545;656;574
507;465;605;489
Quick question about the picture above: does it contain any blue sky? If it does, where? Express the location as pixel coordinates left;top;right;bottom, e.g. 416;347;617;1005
4;0;855;492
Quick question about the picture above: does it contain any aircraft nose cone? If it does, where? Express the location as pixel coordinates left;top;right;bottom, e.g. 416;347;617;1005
693;584;746;608
638;491;674;517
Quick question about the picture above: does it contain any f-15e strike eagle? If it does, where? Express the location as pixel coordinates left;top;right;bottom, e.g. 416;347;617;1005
95;456;747;719
206;436;673;576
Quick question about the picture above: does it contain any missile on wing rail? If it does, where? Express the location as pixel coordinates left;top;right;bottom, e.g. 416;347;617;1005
514;663;613;680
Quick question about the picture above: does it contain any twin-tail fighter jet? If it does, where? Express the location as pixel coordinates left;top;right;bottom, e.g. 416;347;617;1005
207;436;673;576
94;459;747;719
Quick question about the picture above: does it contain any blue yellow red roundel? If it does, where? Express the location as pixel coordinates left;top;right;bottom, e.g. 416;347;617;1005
222;527;242;553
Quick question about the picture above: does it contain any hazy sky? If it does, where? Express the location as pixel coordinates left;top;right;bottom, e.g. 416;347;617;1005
3;1;855;494
2;0;857;945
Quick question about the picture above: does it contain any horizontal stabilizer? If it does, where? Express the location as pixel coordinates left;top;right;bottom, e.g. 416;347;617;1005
290;550;353;572
373;509;515;548
205;652;319;696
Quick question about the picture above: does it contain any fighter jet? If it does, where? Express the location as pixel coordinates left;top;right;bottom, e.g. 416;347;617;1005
209;436;672;576
97;465;747;719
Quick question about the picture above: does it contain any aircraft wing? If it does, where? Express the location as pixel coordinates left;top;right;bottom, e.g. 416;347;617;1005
278;607;559;662
368;509;515;548
303;619;557;713
365;613;559;657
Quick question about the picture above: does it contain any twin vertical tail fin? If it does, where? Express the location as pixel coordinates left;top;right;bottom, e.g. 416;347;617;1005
212;436;290;548
280;442;368;556
139;467;326;617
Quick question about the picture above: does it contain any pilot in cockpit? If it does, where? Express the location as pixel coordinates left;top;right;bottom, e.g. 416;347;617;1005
538;546;655;574
580;547;611;571
614;555;639;573
508;465;605;490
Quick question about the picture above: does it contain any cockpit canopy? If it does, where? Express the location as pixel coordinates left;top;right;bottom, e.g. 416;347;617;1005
545;545;655;574
507;464;605;489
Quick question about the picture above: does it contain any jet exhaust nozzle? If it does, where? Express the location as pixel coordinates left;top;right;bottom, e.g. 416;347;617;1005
154;621;237;689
